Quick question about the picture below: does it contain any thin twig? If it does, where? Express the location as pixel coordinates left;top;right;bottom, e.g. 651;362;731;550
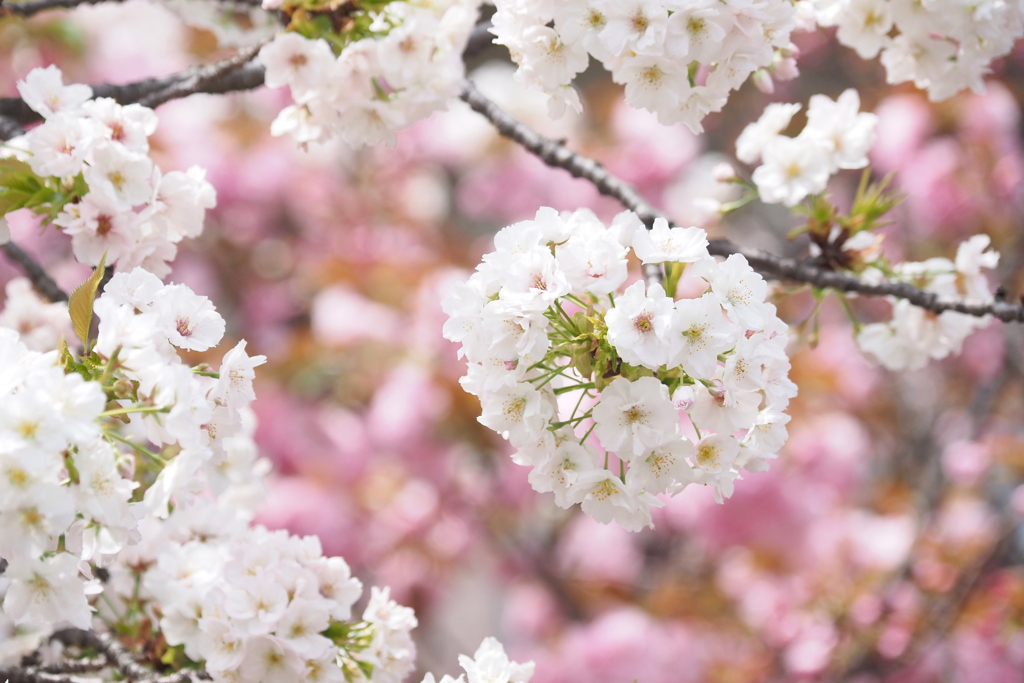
1;241;69;302
458;79;1024;322
0;0;123;17
0;667;102;683
0;0;261;18
134;45;266;110
0;113;26;140
0;640;209;683
49;629;152;681
458;79;664;285
35;658;109;674
0;52;268;136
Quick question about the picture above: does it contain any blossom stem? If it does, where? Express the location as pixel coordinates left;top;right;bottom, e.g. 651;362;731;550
568;385;589;422
834;290;863;334
564;293;589;309
579;420;597;445
97;347;121;387
99;404;170;418
528;363;572;387
553;382;595;395
551;412;591;429
104;430;167;466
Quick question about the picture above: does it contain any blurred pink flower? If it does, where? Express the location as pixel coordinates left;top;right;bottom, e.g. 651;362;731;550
502;581;563;642
556;515;642;585
311;285;402;346
870;95;934;175
942;440;992;486
255;476;356;558
369;362;449;449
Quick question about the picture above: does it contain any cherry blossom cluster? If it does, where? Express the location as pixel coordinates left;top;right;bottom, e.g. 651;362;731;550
443;208;797;531
0;269;426;683
0;267;264;632
0;278;74;352
856;235;1000;371
813;0;1024;101
419;637;534;683
4;66;216;277
162;0;278;48
121;517;416;683
737;89;878;207
489;0;801;131
258;0;480;147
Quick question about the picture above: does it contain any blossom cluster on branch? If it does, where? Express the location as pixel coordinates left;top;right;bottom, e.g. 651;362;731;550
489;0;802;130
0;263;436;683
856;235;1001;370
2;67;216;277
814;0;1024;100
443;207;796;530
258;0;481;147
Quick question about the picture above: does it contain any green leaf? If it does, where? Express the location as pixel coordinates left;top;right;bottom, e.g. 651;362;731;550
0;171;43;194
68;252;107;348
0;189;33;215
0;158;33;173
24;186;56;208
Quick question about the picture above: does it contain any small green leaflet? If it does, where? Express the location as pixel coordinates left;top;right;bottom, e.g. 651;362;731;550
68;252;107;348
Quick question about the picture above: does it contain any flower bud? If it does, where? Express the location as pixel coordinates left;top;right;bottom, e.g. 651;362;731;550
712;162;738;183
112;377;134;399
752;69;774;94
772;56;799;81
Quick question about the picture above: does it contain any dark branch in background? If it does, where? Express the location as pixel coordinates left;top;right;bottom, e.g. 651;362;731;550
0;629;209;683
0;113;26;140
134;45;266;109
457;81;665;285
0;0;262;19
459;80;1024;323
1;242;69;301
0;52;267;134
0;13;495;131
0;0;124;17
0;49;265;299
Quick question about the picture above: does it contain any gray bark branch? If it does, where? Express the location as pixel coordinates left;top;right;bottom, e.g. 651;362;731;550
458;80;1024;322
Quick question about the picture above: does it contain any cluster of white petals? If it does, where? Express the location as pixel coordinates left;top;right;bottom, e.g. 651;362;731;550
0;278;74;352
443;208;797;531
126;519;412;683
6;66;216;277
857;235;1000;371
0;268;263;633
0;268;421;683
738;88;878;207
162;0;279;47
490;0;801;131
814;0;1024;101
420;637;535;683
259;0;481;147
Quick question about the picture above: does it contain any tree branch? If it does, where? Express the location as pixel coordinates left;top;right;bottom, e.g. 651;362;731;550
49;629;153;681
0;51;268;135
0;113;26;140
458;79;1024;323
0;0;123;17
134;44;266;110
0;666;103;683
458;80;664;285
1;241;69;302
0;628;211;682
0;0;262;19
